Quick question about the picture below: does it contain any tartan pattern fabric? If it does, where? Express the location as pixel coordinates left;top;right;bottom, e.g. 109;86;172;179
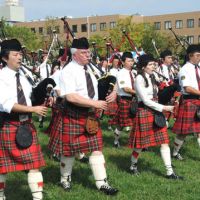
48;105;103;156
172;99;200;135
111;98;134;127
104;101;118;116
0;121;45;173
128;107;169;149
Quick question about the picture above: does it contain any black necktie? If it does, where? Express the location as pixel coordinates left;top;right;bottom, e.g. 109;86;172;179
195;65;200;90
150;74;157;99
16;72;27;105
129;71;134;89
84;65;95;99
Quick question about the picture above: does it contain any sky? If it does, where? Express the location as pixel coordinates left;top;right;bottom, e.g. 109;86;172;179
0;0;200;21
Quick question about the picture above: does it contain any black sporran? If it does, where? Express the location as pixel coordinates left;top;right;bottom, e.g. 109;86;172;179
15;124;33;149
154;111;166;128
195;107;200;121
129;101;138;118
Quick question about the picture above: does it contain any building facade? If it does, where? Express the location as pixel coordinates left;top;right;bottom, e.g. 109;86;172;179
14;11;200;44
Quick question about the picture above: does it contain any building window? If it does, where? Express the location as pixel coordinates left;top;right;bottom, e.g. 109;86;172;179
187;19;194;28
198;35;200;44
175;20;183;29
110;21;116;29
164;21;172;30
47;26;52;34
187;36;194;44
154;22;161;30
72;25;77;33
100;22;106;31
81;24;87;32
31;28;36;33
55;26;60;34
90;23;97;32
38;27;43;34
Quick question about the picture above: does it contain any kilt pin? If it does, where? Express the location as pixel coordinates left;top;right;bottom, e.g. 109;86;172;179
48;105;103;156
111;98;133;127
173;99;200;135
0;120;45;174
129;106;169;149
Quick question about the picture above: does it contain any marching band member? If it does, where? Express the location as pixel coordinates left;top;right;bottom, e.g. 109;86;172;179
112;52;136;147
128;54;183;179
48;37;118;195
172;44;200;160
0;39;48;200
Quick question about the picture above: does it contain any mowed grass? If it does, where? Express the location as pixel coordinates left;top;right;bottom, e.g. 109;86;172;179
5;113;200;200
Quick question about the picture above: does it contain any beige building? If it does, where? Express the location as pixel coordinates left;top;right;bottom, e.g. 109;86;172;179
14;11;200;44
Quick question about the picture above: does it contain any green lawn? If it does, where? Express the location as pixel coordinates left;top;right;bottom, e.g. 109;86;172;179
5;115;200;200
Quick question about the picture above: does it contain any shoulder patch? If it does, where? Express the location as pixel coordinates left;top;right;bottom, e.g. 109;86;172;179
120;81;125;84
181;76;185;80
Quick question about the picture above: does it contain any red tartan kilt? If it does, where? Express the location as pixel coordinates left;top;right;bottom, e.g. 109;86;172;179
112;98;134;127
49;106;103;156
45;107;59;135
104;101;118;116
129;107;169;149
173;99;200;135
0;121;45;174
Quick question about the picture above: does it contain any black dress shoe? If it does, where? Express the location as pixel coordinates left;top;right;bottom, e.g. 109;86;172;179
79;156;89;163
172;153;184;161
166;173;184;180
130;164;140;176
100;184;118;195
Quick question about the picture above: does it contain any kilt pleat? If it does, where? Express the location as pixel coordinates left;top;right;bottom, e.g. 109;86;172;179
48;105;103;156
112;98;134;127
173;99;200;134
104;101;118;116
0;121;45;174
129;107;169;149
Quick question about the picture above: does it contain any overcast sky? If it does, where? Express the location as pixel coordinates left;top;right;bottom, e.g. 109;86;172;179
0;0;199;20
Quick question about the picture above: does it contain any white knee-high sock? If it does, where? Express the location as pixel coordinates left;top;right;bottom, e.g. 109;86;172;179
114;128;122;144
89;154;107;189
173;137;184;156
160;146;174;176
28;171;43;200
131;148;142;165
0;174;6;200
60;155;75;183
197;137;200;147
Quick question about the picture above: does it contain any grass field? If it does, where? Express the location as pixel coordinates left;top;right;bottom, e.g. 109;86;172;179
5;114;200;200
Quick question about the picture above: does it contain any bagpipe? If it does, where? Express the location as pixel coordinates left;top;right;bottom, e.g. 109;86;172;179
20;63;56;106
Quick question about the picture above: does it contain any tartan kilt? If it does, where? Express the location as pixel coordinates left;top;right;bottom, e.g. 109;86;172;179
48;105;103;156
112;98;134;127
128;107;169;149
104;101;118;116
173;99;200;135
0;121;45;174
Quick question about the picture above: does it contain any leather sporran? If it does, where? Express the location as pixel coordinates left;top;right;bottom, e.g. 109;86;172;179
85;116;99;135
129;101;138;118
15;124;33;149
195;107;200;121
154;111;166;128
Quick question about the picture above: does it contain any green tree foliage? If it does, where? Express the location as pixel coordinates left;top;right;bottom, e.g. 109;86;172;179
90;16;183;58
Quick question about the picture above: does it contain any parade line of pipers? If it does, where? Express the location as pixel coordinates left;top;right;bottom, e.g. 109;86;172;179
1;23;200;200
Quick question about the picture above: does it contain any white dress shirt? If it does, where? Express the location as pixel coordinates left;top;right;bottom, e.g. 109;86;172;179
110;68;119;78
50;69;61;91
59;60;99;100
117;68;134;97
135;73;164;112
39;62;51;79
178;62;200;95
0;66;33;113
